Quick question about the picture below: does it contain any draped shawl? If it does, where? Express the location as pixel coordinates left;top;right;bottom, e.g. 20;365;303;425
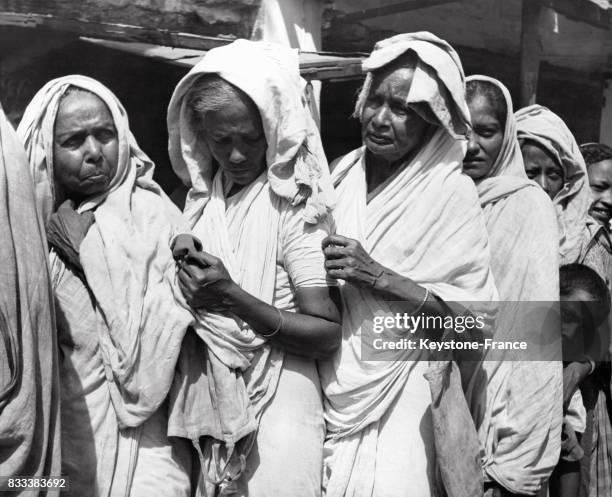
320;33;498;497
466;76;562;494
0;104;61;495
17;75;193;428
166;40;333;494
515;104;597;264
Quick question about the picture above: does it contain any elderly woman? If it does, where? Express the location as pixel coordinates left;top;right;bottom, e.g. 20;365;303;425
318;33;498;497
0;103;60;493
463;76;562;496
17;76;194;497
166;40;341;497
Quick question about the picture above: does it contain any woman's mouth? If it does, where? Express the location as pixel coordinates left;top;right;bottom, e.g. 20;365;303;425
82;172;109;184
366;133;393;145
463;158;485;168
590;205;611;221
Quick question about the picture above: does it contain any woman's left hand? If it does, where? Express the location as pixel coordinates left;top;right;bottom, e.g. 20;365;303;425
322;234;387;288
177;251;238;312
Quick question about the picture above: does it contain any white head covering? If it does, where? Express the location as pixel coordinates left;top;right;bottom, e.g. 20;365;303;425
17;75;193;427
515;104;595;263
354;31;471;139
466;75;534;205
167;39;334;226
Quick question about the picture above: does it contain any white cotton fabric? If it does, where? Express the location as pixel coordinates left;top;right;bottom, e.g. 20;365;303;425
320;130;498;497
17;75;194;496
515;104;598;264
0;104;61;495
465;76;563;495
166;39;334;496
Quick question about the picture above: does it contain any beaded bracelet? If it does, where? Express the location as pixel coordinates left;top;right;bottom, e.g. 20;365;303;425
260;307;284;338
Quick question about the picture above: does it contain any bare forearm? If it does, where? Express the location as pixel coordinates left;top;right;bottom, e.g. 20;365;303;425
374;267;446;316
225;285;341;359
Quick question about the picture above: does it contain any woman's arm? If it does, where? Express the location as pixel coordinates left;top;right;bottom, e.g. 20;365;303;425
322;234;446;317
177;250;342;360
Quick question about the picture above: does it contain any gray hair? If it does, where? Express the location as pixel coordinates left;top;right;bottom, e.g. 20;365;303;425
185;75;257;129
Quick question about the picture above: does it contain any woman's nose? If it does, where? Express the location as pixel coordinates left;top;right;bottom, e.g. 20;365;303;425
466;133;479;156
601;189;612;207
536;175;552;195
371;105;391;128
229;146;246;164
83;136;102;161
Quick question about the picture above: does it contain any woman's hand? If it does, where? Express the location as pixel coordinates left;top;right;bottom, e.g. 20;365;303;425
47;199;95;272
322;234;387;288
177;250;239;312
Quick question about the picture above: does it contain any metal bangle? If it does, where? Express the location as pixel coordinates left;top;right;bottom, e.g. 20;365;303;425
410;287;429;316
260;307;283;338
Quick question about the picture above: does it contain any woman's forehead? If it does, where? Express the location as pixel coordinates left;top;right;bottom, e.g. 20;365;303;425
369;66;415;97
203;97;262;132
521;141;560;168
55;91;114;130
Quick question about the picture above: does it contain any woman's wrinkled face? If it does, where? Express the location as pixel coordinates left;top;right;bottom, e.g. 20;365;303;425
53;91;119;201
202;97;267;187
521;142;564;200
463;95;504;180
361;65;429;164
587;159;612;228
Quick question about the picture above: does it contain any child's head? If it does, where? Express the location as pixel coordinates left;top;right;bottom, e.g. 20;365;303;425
560;263;610;361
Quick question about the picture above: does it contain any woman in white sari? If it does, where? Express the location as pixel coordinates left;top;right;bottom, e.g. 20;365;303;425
166;40;341;497
319;32;498;497
18;76;194;497
463;75;562;496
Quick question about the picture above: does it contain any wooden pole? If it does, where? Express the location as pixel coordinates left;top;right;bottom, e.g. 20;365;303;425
519;0;544;107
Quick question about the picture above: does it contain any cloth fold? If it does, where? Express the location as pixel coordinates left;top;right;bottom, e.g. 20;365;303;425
0;103;61;495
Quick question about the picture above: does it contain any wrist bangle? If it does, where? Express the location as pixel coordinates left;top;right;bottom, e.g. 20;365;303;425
410;288;429;316
260;307;283;338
